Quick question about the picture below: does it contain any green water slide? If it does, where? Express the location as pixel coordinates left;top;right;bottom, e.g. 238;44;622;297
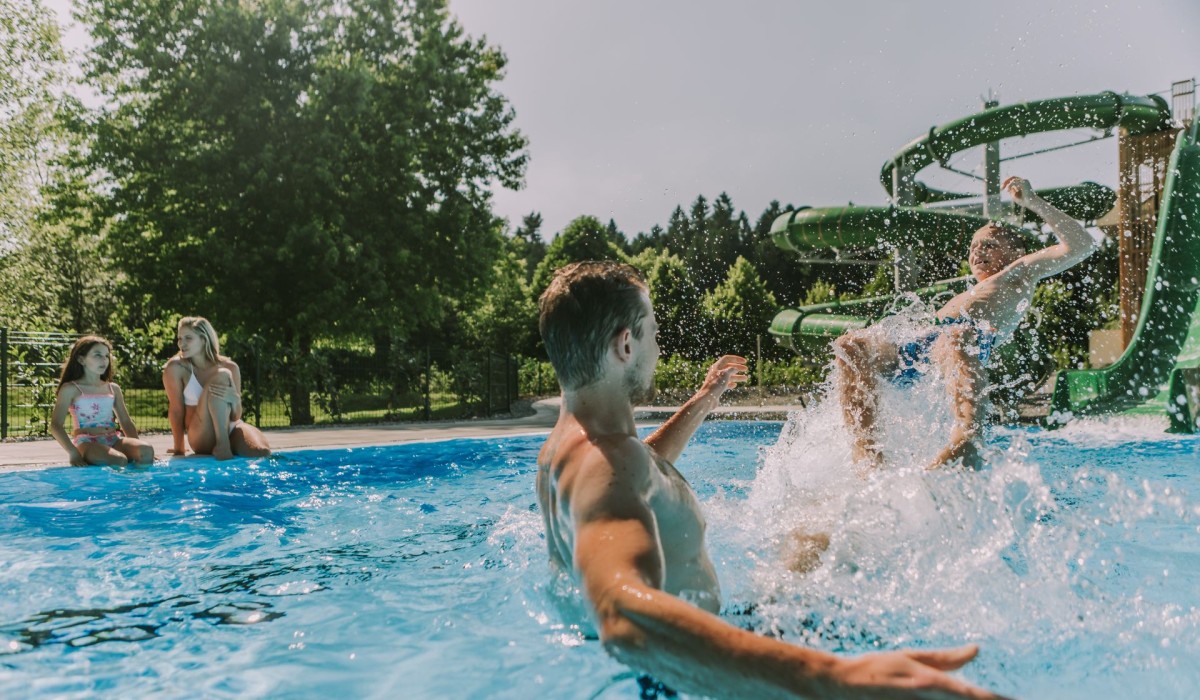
769;91;1173;346
769;276;970;352
1049;120;1200;432
770;182;1115;253
880;92;1171;202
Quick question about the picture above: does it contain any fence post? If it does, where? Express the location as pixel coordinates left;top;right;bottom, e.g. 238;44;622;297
486;353;493;416
1;327;7;440
423;345;431;422
756;334;764;399
507;355;516;410
253;338;263;428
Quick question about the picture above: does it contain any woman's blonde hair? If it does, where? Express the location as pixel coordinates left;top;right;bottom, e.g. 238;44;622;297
177;316;221;364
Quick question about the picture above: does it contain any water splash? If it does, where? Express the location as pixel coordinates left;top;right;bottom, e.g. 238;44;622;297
705;322;1200;696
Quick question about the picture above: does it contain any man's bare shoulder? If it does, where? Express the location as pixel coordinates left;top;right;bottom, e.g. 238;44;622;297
552;432;655;511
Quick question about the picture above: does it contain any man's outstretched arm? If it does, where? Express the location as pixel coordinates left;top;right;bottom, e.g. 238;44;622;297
1006;176;1097;280
644;355;748;464
571;440;1008;700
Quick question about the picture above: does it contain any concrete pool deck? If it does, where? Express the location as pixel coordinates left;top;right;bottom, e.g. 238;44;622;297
0;398;801;472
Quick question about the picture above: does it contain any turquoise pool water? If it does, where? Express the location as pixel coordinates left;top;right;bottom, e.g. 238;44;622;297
0;419;1197;698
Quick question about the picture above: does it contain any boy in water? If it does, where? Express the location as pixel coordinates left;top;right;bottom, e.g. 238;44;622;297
834;176;1097;469
536;260;1007;698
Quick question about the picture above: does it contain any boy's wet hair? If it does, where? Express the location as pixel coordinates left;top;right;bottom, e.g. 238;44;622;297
974;222;1028;260
538;261;649;391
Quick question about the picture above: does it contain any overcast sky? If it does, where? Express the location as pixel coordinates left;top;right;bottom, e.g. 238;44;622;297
46;0;1199;238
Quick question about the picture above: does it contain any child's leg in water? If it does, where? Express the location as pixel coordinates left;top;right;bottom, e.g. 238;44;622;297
116;437;155;465
832;330;898;467
927;329;986;470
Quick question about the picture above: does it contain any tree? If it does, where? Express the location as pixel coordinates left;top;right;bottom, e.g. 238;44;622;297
77;0;527;423
629;223;666;255
510;211;546;282
0;0;74;329
633;248;708;359
703;256;778;357
463;250;537;355
604;218;629;254
746;200;820;307
529;215;627;298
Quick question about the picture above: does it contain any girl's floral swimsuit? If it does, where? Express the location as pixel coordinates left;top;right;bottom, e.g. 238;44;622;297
70;382;122;447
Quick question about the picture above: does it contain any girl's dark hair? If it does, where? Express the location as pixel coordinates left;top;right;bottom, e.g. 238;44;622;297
57;335;115;390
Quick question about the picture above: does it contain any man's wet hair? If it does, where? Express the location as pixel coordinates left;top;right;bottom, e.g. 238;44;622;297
538;260;649;391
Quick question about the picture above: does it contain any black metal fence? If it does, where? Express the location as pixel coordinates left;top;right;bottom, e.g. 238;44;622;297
0;328;520;440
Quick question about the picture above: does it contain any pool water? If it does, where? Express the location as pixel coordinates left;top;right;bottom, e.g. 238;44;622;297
0;418;1198;698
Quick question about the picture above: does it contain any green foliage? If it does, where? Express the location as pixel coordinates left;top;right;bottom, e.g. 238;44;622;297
802;279;838;306
73;0;527;420
0;0;64;244
747;201;814;307
518;357;556;396
463;250;537;355
654;354;710;392
529;214;628;296
635;249;709;358
510;211;546;282
76;5;514;327
0;0;79;331
703;256;777;356
757;355;828;388
861;264;893;298
653;354;826;394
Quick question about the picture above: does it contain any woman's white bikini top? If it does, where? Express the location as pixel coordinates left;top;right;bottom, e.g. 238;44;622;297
183;365;204;406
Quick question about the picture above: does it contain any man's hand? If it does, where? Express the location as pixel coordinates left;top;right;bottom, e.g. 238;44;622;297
834;644;1011;699
700;355;750;399
644;355;750;463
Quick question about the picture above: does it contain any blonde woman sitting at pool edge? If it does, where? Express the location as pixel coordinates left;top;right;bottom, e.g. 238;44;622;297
163;316;271;460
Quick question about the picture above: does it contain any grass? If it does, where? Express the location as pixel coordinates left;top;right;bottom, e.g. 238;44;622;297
2;388;489;439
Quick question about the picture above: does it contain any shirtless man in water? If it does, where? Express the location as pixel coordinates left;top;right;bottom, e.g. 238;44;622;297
536;260;1007;699
834;176;1097;469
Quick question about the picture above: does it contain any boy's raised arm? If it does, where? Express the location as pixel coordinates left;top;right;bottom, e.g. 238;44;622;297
1006;176;1097;280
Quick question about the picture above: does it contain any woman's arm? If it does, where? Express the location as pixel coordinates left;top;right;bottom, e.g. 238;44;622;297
50;386;87;466
225;359;245;421
162;360;187;454
111;384;139;439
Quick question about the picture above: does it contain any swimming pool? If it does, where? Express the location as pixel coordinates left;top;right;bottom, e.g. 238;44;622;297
0;419;1197;698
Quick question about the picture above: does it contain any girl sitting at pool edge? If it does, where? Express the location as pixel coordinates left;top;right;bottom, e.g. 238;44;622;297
162;316;271;460
50;335;155;467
